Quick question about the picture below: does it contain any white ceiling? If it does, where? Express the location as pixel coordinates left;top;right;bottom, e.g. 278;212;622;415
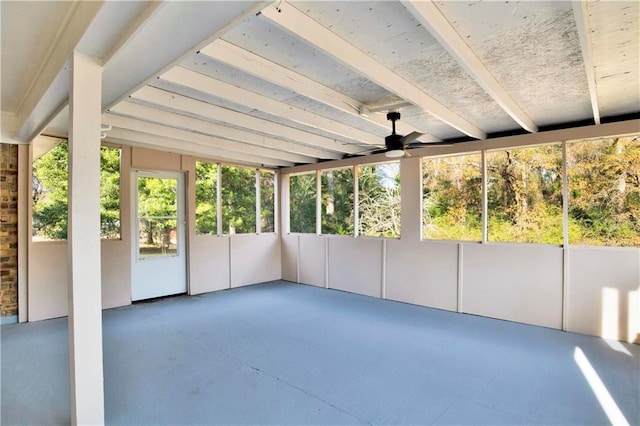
1;0;639;168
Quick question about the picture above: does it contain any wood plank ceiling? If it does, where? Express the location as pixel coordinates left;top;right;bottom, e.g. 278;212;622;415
3;1;639;168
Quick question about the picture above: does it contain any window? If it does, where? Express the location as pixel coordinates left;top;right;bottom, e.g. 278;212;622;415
195;161;218;235
567;135;640;247
422;154;482;241
358;161;401;238
137;175;178;256
289;172;316;233
100;145;121;239
221;165;256;234
33;142;122;241
32;141;68;241
486;144;563;244
321;167;354;235
260;171;275;233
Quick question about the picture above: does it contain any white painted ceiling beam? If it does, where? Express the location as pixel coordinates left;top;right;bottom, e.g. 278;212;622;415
130;86;363;155
572;1;601;125
107;101;341;160
103;115;316;164
402;1;538;133
200;39;440;142
161;66;382;145
101;1;266;110
13;1;104;142
260;1;486;140
112;102;340;162
108;128;293;168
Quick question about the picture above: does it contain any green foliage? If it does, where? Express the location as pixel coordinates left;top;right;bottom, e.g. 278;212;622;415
568;136;640;247
137;176;178;255
32;142;121;241
32;141;69;240
100;146;121;239
196;164;275;235
487;144;563;244
321;168;354;235
195;162;217;235
423;154;482;241
221;165;256;234
260;171;275;233
358;162;401;238
290;173;316;233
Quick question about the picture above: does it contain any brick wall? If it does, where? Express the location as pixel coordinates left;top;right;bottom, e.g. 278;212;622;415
0;143;18;318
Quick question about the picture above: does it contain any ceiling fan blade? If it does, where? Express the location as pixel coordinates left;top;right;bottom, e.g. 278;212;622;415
401;131;424;145
345;142;385;149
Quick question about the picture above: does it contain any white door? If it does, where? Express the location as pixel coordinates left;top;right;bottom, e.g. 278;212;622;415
132;171;187;301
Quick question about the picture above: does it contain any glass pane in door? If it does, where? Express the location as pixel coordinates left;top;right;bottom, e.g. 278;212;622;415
137;176;178;257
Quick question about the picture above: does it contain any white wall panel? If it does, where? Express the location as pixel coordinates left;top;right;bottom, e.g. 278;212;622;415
462;243;563;329
131;147;181;171
386;240;458;311
567;247;640;343
230;234;281;288
281;234;298;282
29;243;68;321
328;238;383;298
29;241;131;321
189;236;230;294
299;235;325;287
101;240;131;309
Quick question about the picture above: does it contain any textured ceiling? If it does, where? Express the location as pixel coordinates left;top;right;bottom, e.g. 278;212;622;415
2;1;638;167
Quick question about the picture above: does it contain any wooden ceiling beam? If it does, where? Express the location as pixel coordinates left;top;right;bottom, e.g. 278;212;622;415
200;39;440;142
402;1;538;133
260;1;486;140
160;66;382;145
102;114;316;164
130;86;363;155
107;101;339;160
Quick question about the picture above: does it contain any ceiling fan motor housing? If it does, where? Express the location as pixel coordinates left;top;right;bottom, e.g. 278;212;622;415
385;133;405;151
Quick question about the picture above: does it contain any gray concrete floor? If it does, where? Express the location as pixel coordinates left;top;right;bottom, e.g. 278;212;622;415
2;281;639;425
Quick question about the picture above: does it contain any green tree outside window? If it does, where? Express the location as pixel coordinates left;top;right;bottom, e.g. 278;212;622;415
321;167;354;235
423;154;482;241
289;173;316;233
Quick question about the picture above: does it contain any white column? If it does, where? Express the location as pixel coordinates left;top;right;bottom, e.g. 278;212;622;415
17;144;30;323
399;157;421;242
67;51;105;425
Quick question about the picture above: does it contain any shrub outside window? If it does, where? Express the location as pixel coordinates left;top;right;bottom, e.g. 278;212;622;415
567;135;640;247
422;154;482;241
358;162;401;238
486;144;563;244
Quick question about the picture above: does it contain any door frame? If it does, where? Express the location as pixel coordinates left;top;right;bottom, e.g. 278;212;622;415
130;169;188;301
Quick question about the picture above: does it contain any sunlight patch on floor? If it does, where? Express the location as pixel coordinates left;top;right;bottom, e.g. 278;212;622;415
574;347;630;426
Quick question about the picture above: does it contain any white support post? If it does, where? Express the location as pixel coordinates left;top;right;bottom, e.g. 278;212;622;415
17;144;30;323
67;51;105;425
273;171;280;235
216;164;222;236
255;169;261;234
353;165;359;237
562;140;570;331
399;157;421;242
481;150;488;244
316;169;322;235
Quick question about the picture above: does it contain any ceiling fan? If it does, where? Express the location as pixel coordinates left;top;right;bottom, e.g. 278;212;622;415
383;112;423;158
348;111;454;158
